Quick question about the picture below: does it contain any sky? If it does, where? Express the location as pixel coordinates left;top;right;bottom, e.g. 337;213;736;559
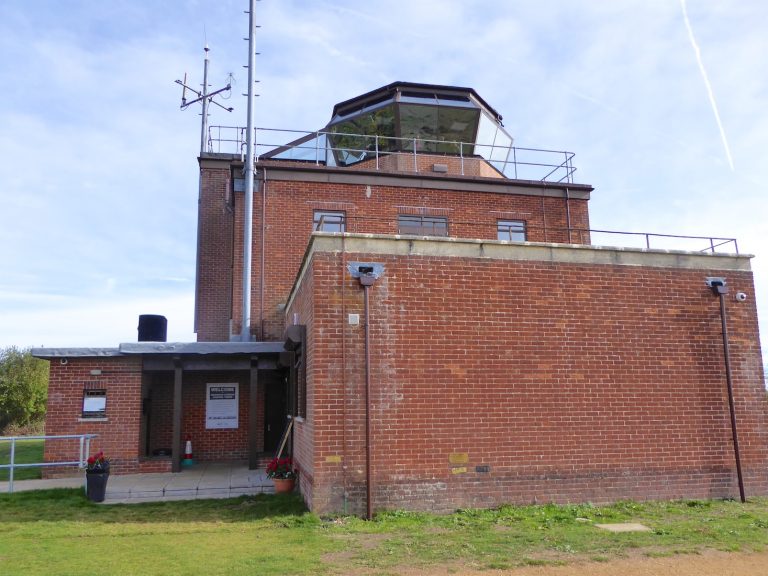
0;0;766;367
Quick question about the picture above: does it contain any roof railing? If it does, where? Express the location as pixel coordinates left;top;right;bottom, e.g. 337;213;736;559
313;214;740;255
207;126;577;184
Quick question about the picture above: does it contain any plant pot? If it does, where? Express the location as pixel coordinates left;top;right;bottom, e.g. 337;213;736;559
86;471;110;502
272;477;296;494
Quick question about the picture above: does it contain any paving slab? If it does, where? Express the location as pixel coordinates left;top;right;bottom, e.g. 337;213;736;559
1;476;84;493
3;461;274;503
595;522;652;532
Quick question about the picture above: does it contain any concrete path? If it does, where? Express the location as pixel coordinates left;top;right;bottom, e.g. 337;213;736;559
1;461;275;503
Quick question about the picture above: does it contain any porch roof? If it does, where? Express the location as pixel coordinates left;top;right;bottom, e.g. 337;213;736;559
32;341;285;359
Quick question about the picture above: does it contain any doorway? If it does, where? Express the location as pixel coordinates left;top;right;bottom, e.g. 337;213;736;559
263;371;287;453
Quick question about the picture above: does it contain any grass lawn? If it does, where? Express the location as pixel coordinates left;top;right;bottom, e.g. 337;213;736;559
0;490;766;575
0;439;43;481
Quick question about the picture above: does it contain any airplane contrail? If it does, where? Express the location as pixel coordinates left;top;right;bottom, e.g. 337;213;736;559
680;0;735;171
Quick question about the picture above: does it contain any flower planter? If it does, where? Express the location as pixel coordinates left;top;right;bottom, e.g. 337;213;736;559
272;478;296;494
86;470;110;502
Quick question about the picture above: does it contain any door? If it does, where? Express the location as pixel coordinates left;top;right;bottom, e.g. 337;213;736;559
263;372;287;453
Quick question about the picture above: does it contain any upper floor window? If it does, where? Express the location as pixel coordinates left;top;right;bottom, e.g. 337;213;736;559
398;215;448;237
497;220;526;242
313;211;346;233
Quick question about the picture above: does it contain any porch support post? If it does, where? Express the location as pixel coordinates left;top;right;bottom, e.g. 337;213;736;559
172;357;183;473
248;355;260;470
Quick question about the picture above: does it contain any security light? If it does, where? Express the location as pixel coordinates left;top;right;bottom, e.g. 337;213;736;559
706;277;728;295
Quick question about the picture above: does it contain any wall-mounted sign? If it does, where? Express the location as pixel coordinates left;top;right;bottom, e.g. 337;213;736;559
205;383;239;429
82;389;107;418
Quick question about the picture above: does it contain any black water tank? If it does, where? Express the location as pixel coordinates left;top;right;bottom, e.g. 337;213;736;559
138;315;168;342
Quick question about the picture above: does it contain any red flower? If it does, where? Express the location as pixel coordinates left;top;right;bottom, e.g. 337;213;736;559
266;456;297;479
85;450;110;472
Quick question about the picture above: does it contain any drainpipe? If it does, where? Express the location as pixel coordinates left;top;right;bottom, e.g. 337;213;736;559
357;265;378;520
706;277;746;503
260;168;267;340
564;187;572;243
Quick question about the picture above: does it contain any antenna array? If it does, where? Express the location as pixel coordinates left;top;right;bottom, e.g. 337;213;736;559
175;46;235;154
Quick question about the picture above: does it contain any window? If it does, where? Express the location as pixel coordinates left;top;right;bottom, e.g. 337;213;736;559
82;389;107;419
497;220;526;242
313;211;346;232
398;215;448;237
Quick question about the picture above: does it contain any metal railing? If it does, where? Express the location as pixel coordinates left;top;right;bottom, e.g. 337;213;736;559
0;434;97;493
315;215;739;255
207;126;577;184
568;228;738;254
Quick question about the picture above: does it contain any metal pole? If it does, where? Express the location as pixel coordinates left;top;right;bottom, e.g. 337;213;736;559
363;283;373;520
200;45;210;154
718;289;746;502
9;438;15;493
241;0;258;342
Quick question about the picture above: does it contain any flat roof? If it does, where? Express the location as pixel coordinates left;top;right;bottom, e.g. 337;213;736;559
285;233;753;312
32;341;285;359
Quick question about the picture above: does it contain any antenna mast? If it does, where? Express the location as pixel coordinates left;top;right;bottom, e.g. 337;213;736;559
175;46;234;154
241;0;259;342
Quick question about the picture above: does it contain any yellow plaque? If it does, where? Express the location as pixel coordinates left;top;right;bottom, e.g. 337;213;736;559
449;452;469;464
325;455;342;463
451;466;467;475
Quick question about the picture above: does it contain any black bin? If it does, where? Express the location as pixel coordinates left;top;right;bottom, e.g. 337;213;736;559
138;315;168;342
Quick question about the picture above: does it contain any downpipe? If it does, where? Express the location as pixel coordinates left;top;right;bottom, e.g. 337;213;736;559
708;277;746;503
357;267;378;520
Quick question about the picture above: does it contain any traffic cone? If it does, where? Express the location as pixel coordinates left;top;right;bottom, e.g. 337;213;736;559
182;434;195;467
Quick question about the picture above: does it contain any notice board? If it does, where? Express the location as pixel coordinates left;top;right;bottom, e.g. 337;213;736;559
205;383;239;429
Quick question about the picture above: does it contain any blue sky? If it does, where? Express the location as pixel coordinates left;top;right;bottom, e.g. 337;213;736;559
0;1;766;364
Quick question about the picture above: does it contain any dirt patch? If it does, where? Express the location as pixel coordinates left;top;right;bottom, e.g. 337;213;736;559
349;550;768;576
323;533;390;564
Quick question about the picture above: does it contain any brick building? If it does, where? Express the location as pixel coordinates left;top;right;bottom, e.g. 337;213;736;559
35;82;768;514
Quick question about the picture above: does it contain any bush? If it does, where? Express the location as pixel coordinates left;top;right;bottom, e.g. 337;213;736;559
0;347;48;433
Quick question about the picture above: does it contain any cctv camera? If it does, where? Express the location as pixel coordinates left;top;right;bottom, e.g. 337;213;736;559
735;292;747;302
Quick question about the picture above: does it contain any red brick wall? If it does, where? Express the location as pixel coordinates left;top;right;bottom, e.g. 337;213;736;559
295;245;768;514
195;164;234;341
198;158;590;342
43;358;268;476
179;372;257;461
145;374;172;455
287;258;316;510
44;356;143;476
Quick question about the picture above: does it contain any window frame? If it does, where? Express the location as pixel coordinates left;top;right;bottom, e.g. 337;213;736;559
81;388;107;419
397;214;449;237
497;219;527;242
313;210;346;233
